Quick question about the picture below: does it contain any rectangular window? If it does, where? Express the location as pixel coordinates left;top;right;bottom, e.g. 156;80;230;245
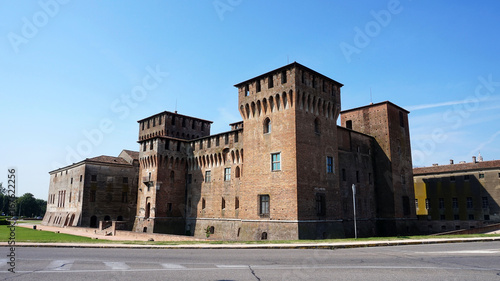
143;142;146;152
326;156;334;174
171;115;176;125
368;173;372;184
205;171;211;183
271;153;281;171
235;197;239;210
122;192;128;203
70;178;73;184
479;173;485;179
268;75;273;88
199;141;203;149
281;71;287;84
312;76;316;88
80;175;82;182
346;120;352;130
216;136;220;146
439;198;445;209
450;176;455;182
202;198;206;210
256;80;261;92
159;116;162;125
91;175;97;182
142;122;145;131
259;195;270;216
402;196;410;215
78;191;81;203
454;214;460;220
234;132;239;143
485;215;490;220
221;197;226;210
90;190;96;202
316;193;326;216
69;192;72;203
224;167;231;181
207;139;211;148
322;80;326;92
467;197;473;209
150;140;153;150
147;120;150;129
123;177;128;184
356;171;360;183
452;197;458;209
464;174;470;181
482;197;489;208
165;140;170;150
167;203;172;212
153;118;156;127
425;198;430;210
440;214;446;220
245;85;249;96
415;199;419;210
225;134;229;145
342;169;346;181
468;214;474;220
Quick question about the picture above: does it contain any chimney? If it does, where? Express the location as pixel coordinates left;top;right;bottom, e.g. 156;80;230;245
450;159;454;165
472;156;477;163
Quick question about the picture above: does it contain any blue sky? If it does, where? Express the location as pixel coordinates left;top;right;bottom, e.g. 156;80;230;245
2;0;500;200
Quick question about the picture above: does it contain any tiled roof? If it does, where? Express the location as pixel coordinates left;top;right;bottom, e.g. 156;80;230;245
86;155;131;165
121;150;139;160
413;160;500;176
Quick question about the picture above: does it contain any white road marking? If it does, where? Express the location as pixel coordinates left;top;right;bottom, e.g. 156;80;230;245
46;260;73;271
415;250;500;255
104;262;130;270
161;263;186;269
216;265;249;268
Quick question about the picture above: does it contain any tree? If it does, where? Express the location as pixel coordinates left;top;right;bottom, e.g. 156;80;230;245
16;193;40;217
36;199;47;216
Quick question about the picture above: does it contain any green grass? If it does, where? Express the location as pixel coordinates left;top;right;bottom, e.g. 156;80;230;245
1;225;112;243
1;224;498;245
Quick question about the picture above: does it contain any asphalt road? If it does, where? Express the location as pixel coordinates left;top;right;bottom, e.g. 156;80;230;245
1;242;500;280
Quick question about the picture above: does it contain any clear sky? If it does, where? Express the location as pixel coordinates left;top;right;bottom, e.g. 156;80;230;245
2;0;500;200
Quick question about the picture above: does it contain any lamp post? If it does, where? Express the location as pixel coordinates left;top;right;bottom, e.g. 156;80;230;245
352;184;357;239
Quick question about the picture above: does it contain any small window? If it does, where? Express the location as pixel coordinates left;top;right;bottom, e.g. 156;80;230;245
314;118;320;134
167;203;172;212
122;192;128;203
368;173;372;184
415;199;419;210
312;76;316;88
261;232;268;240
464;174;470;181
245;85;249;96
356;171;360;183
234;132;239;143
70;178;73;184
467;197;473;209
259;195;270;216
281;71;287;84
221;197;226;210
225;134;229;145
170;171;175;184
452;198;458;208
199;141;203;149
342;169;346;181
147;120;150;129
216;136;220;146
439;198;445;209
322;80;326;92
202;198;206;210
91;175;97;182
301;71;305;83
205;171;211;183
123;177;128;184
482;197;489;208
80;175;83;182
90;190;96;202
224;167;231;181
192;121;195;129
142;122;145;130
207;139;211;148
346;120;352;130
159;116;162;125
450;176;455;182
150;140;153;150
256;79;261;92
153;118;156;127
326;156;334;174
235;197;239;210
268;75;273;88
316;193;326;216
263;118;271;134
479;173;485;179
484;215;490;220
271;153;281;171
165;140;170;150
235;166;241;178
182;118;186;127
454;214;459;220
468;214;474;220
425;198;430;210
440;215;446;220
171;115;176;125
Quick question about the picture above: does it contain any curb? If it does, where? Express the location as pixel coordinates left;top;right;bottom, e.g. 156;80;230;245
4;237;500;250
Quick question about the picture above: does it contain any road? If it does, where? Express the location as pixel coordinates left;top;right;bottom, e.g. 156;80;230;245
1;242;500;280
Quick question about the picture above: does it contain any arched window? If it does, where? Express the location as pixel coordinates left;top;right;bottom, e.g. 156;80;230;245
314;118;321;134
235;166;241;178
170;171;175;184
263;118;271;134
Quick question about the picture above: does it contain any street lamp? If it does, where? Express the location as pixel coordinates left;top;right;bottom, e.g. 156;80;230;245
352;184;357;239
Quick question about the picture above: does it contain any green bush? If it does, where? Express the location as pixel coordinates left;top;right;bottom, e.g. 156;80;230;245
0;219;10;225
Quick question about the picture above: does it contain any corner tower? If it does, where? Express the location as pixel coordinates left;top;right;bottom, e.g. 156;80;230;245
235;62;343;239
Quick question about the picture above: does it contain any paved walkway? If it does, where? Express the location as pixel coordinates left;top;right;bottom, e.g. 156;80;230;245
5;223;500;249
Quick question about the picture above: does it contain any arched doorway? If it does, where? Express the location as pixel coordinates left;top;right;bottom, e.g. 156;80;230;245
117;215;123;221
104;215;111;221
90;215;97;228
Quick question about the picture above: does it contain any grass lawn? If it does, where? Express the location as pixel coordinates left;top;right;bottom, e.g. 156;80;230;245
1;225;112;243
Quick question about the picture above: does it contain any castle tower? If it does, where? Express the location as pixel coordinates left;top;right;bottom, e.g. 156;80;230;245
133;111;212;234
340;101;416;235
235;62;343;239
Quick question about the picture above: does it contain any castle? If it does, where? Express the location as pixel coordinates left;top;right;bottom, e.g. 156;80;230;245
43;62;417;240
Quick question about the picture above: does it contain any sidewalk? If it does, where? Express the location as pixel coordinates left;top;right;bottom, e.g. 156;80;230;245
6;223;500;250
